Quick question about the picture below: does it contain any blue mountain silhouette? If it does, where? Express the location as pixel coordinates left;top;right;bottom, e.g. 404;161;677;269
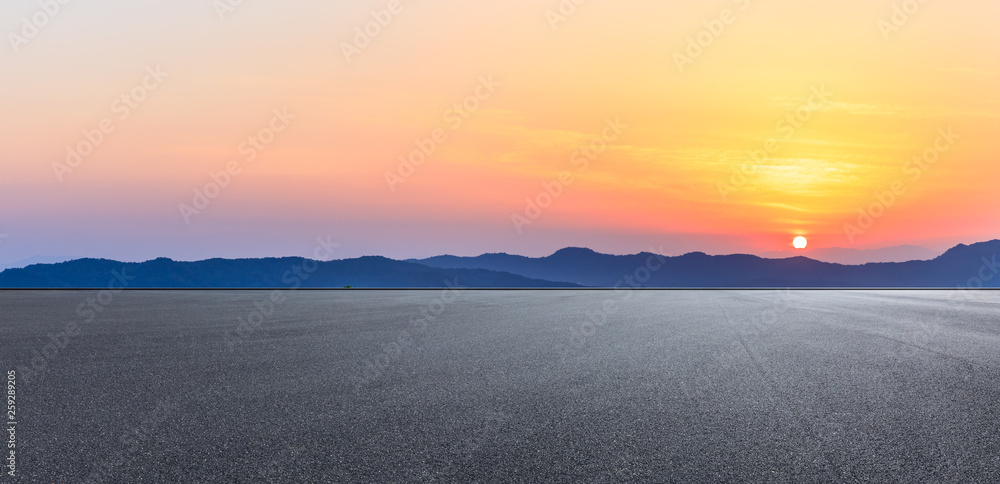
415;240;1000;287
1;240;998;288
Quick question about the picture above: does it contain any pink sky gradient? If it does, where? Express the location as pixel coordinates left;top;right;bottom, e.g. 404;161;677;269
2;0;999;264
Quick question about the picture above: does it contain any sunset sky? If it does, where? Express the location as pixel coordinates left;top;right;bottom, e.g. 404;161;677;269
2;0;999;263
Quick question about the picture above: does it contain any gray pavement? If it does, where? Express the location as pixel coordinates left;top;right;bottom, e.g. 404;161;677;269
1;290;999;482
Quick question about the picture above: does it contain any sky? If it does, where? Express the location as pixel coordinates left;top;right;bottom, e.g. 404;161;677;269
1;0;999;263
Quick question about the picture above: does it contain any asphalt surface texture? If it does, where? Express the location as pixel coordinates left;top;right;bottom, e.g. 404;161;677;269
1;289;999;483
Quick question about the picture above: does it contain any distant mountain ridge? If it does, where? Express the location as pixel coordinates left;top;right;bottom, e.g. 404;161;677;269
414;240;1000;288
759;245;941;265
0;255;73;272
1;240;998;288
0;257;579;288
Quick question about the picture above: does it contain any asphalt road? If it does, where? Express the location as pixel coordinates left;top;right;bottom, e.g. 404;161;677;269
1;290;999;482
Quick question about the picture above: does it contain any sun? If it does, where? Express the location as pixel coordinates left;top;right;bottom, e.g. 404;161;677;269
793;236;808;249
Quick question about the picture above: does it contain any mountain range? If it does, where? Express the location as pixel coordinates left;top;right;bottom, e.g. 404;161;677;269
0;257;578;289
0;240;997;288
758;245;941;265
0;255;72;272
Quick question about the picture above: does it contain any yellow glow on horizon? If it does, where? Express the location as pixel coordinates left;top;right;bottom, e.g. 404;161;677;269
2;0;999;258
